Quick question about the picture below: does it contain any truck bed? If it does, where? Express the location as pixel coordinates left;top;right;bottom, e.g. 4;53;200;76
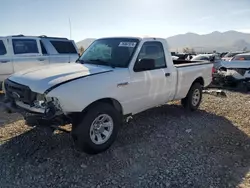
172;59;213;101
173;60;212;68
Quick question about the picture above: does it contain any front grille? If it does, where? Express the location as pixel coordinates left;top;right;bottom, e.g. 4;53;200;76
4;79;36;105
232;68;247;76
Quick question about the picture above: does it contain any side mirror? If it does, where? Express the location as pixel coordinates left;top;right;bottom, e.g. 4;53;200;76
134;58;155;72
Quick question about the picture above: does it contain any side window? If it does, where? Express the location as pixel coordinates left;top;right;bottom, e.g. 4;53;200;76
40;41;48;55
50;40;77;54
0;40;7;55
12;39;39;54
135;41;166;71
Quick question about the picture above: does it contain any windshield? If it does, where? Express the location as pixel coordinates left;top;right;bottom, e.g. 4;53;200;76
232;54;250;61
78;38;139;68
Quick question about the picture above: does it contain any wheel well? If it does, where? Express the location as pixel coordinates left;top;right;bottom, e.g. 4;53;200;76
182;77;204;100
193;77;204;86
83;98;123;115
69;98;123;126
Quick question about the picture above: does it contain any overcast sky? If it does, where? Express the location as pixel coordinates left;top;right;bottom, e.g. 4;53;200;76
1;0;250;41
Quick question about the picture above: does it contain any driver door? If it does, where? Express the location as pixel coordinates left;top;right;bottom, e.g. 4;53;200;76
126;41;171;114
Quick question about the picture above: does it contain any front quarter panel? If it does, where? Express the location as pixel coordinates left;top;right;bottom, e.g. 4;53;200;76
46;69;130;114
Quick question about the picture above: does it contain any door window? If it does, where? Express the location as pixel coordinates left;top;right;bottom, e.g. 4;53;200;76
12;39;39;54
40;41;48;55
0;40;7;55
50;40;77;54
134;41;166;71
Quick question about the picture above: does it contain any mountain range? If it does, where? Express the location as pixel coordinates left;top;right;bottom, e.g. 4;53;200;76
76;30;250;53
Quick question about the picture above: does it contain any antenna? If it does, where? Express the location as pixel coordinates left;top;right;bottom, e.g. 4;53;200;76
68;17;72;63
69;17;72;40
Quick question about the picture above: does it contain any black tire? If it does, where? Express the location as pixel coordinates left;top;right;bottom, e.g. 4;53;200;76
181;83;202;111
71;102;121;154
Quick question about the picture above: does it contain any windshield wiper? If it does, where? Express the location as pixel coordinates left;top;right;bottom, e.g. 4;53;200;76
75;59;85;64
88;59;115;68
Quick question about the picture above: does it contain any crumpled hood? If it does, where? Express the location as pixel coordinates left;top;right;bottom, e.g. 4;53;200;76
8;63;113;93
220;60;250;69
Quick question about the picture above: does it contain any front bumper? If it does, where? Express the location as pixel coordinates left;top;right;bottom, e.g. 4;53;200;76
212;73;250;85
2;79;70;128
15;100;45;114
1;98;69;127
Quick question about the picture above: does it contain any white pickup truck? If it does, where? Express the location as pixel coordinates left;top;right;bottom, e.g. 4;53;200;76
2;37;213;154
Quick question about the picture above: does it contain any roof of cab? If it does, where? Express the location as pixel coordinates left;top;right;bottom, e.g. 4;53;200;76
97;36;165;40
5;35;69;40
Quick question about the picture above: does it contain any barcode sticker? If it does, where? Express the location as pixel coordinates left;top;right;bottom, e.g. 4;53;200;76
118;42;137;47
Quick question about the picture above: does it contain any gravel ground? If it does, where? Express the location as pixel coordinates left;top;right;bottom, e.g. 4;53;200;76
0;92;250;188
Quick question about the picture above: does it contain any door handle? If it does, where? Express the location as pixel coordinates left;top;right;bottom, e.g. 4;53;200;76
117;82;129;87
165;73;171;77
37;58;45;61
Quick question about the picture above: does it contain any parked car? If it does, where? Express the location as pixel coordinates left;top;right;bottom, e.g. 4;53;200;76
191;54;212;61
174;53;189;60
0;35;79;89
219;52;228;58
213;55;250;88
191;54;221;69
221;51;245;61
172;55;179;60
2;37;213;154
231;52;250;61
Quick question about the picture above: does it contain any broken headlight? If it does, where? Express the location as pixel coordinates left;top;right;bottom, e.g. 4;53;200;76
33;94;46;108
33;93;61;110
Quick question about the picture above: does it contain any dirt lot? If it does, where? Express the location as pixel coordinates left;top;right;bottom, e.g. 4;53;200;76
0;92;250;188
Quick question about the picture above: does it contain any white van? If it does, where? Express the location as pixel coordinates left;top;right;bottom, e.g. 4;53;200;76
0;35;79;89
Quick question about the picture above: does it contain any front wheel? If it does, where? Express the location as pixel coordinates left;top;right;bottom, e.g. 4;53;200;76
181;83;202;111
71;103;121;154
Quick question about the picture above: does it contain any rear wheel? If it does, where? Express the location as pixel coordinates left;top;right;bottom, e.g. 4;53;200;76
71;103;121;154
181;83;202;111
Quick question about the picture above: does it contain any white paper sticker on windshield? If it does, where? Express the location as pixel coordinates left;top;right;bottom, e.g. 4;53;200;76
119;42;136;47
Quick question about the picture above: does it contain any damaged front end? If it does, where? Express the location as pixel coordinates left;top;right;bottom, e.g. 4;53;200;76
1;79;69;128
212;67;250;89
